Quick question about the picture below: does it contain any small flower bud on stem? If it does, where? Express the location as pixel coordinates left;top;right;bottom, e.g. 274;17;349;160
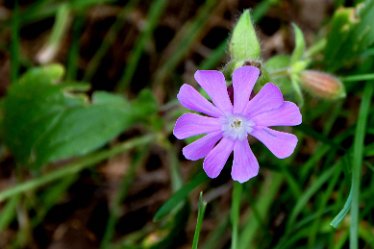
300;70;346;100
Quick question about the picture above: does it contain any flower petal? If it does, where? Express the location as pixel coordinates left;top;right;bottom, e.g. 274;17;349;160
250;127;298;159
231;139;259;183
182;132;222;160
232;66;260;114
173;113;221;139
251;101;302;127
194;70;232;113
244;83;284;118
177;84;222;117
203;137;234;179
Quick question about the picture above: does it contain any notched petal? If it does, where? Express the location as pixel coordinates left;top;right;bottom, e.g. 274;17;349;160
231;139;259;183
232;66;260;114
182;132;222;161
173;113;221;139
252;101;302;127
251;127;298;159
194;70;232;113
177;84;222;117
244;83;284;117
203;137;234;179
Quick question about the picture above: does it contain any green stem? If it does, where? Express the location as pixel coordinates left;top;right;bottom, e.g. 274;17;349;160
238;173;283;249
350;82;373;249
11;1;20;83
192;192;207;249
199;40;227;70
165;141;183;191
152;0;216;87
37;3;70;63
0;196;19;230
252;0;280;21
342;74;374;82
330;186;353;228
66;15;84;80
49;4;70;47
83;0;140;81
117;0;167;91
0;134;155;203
268;67;290;78
231;182;242;249
305;38;326;58
291;75;304;106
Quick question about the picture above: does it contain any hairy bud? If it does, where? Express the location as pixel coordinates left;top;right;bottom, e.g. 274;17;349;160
300;70;346;100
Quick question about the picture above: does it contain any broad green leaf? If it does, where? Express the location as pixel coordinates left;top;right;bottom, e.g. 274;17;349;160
131;89;158;121
2;65;135;169
325;0;374;71
19;64;65;84
229;9;261;62
290;24;306;64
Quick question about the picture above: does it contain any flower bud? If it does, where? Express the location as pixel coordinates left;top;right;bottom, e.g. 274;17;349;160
229;10;261;62
299;70;346;100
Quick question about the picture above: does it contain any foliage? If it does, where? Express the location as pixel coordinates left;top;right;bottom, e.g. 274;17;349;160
2;65;155;169
0;0;373;249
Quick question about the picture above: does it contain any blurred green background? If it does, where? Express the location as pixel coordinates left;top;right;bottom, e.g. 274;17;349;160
0;0;373;248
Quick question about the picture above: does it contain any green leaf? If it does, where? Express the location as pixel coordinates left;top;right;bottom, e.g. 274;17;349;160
265;54;290;71
229;9;261;62
230;182;242;249
192;192;207;249
153;172;208;221
330;186;352;228
350;82;373;249
131;89;158;121
263;55;293;95
2;65;134;169
0;196;18;231
325;0;374;71
290;23;306;64
19;64;65;84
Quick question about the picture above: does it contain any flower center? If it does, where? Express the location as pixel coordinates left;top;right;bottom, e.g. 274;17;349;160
222;115;253;140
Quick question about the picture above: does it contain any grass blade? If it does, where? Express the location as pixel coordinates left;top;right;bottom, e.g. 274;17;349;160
0;135;154;202
117;0;167;91
10;1;20;83
153;172;208;222
230;182;242;249
330;186;353;228
350;82;373;249
192;192;207;249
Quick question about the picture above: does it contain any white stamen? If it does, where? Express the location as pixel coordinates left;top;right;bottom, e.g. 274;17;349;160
221;115;254;140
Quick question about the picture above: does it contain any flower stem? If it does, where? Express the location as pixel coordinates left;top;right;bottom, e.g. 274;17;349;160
10;1;20;83
305;38;326;58
0;134;155;203
231;182;242;249
268;67;290;79
192;192;207;249
350;82;373;249
342;73;374;82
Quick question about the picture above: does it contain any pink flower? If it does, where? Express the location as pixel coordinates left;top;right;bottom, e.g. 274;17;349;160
173;66;302;183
